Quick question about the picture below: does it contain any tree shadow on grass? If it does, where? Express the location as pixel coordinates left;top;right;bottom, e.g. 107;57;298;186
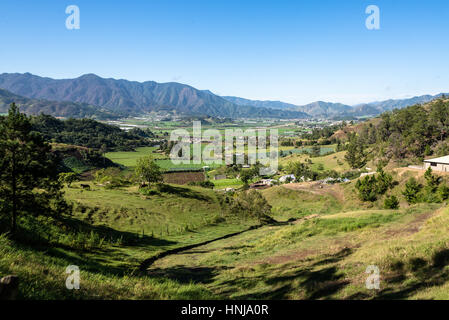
56;216;178;248
311;247;353;267
221;247;353;299
10;215;179;277
147;265;230;285
155;184;211;201
348;248;449;300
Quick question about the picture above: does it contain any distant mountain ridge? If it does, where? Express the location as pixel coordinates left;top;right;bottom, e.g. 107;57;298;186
0;73;309;119
0;72;446;119
223;93;449;118
222;96;298;110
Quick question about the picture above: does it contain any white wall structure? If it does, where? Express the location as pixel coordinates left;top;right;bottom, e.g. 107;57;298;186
423;155;449;172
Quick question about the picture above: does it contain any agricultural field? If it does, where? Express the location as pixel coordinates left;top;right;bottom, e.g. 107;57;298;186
105;147;165;167
163;172;205;185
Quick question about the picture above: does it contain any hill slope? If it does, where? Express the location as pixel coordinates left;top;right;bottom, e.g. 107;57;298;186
0;88;117;119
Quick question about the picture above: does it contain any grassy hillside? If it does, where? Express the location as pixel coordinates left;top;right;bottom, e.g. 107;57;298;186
279;150;350;172
0;182;258;299
2;165;449;299
145;170;449;299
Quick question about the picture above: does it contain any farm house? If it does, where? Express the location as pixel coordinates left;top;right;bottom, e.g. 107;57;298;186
423;155;449;172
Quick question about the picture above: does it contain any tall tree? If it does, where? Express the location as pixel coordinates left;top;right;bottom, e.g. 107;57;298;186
0;103;66;235
344;134;368;169
135;156;163;186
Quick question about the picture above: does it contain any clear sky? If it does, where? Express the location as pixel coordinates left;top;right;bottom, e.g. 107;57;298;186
1;0;449;105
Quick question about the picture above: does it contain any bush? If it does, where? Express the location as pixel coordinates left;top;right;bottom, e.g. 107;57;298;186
355;175;378;202
402;177;421;204
376;167;393;195
384;195;399;209
438;185;449;201
188;181;214;189
226;190;273;223
95;167;128;188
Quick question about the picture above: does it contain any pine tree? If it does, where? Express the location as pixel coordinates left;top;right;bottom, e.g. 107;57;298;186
402;177;421;204
344;134;368;169
424;167;441;193
0;103;67;235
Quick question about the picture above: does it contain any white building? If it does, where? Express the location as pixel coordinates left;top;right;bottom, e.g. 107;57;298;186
279;174;296;183
424;155;449;172
261;179;277;186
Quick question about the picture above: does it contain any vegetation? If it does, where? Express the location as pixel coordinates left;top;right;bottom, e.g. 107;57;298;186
135;156;163;187
384;195;399;209
31;114;155;151
355;167;394;202
403;178;421;204
344;133;368;169
4;99;449;300
0;104;69;235
59;172;78;187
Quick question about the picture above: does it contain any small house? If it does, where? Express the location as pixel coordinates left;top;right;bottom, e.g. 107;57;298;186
279;174;296;183
261;179;276;186
424;156;449;172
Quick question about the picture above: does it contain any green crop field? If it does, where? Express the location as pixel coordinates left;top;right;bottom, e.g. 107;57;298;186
105;147;165;167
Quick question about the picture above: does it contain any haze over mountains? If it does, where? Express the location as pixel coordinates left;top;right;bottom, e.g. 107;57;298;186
0;72;446;119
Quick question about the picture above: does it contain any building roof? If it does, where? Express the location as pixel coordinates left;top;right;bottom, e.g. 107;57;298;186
424;155;449;164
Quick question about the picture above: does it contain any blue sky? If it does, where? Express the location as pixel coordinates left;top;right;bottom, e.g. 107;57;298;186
0;0;448;105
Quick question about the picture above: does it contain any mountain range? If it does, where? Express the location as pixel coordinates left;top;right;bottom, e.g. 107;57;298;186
223;94;448;118
0;72;446;119
0;73;308;119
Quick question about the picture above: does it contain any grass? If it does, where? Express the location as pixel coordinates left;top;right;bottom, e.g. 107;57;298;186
211;178;244;189
279;150;350;172
64;182;254;238
4;165;449;299
0;182;259;299
149;202;445;299
105;147;165;167
261;186;343;221
0;234;213;299
62;156;91;174
106;146;222;171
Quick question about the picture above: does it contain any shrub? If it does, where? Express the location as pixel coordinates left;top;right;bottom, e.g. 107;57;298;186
355;175;378;202
226;190;273;223
59;172;78;187
188;181;214;189
384;195;399;209
376;167;393;195
424;167;441;193
438;185;449;201
402;177;421;204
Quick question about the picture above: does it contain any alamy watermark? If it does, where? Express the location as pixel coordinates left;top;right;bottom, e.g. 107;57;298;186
365;5;380;30
66;265;80;290
365;265;380;290
169;121;278;175
66;5;80;30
